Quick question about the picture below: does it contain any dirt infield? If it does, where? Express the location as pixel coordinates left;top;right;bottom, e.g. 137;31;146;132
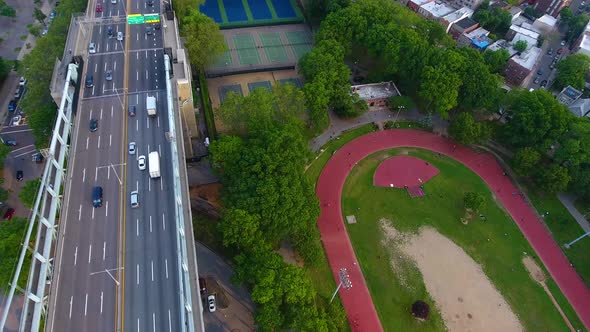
380;221;523;332
316;129;590;331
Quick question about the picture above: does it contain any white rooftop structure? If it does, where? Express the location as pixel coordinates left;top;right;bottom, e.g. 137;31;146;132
441;7;474;32
512;32;537;50
419;1;457;18
409;0;435;8
577;21;590;57
509;24;540;40
351;82;400;100
511;46;542;70
535;14;557;27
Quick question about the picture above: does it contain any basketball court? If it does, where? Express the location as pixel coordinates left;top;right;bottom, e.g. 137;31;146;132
200;0;303;28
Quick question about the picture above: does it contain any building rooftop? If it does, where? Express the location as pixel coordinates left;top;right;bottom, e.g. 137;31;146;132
410;0;434;7
509;24;540;40
568;98;590;117
465;27;490;39
442;7;474;23
535;14;557;27
511;46;542;70
557;85;583;105
512;32;537;50
420;1;457;18
578;21;590;54
455;16;478;29
351;82;400;100
509;6;523;17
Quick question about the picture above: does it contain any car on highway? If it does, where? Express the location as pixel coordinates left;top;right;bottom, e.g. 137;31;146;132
90;118;98;132
207;295;216;312
128;105;136;117
111;0;117;3
117;31;123;41
146;26;152;35
92;186;103;208
89;42;96;54
105;70;113;81
96;3;102;12
8;100;16;112
129;142;136;155
541;80;548;87
130;191;139;208
138;155;146;170
107;26;113;37
3;208;15;220
147;0;154;6
154;23;161;30
16;170;23;182
85;74;94;88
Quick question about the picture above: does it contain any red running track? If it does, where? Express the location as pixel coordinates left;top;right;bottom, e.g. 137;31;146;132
316;129;590;331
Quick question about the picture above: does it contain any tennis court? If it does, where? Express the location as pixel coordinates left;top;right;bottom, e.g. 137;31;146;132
260;32;289;63
286;31;312;59
218;84;244;103
234;33;261;65
248;80;272;92
200;0;303;27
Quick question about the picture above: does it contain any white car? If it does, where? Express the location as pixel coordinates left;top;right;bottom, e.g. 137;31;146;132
117;31;123;41
19;77;27;86
129;142;136;155
207;295;216;312
111;0;117;3
11;115;21;127
130;191;139;208
138;155;146;170
89;42;96;54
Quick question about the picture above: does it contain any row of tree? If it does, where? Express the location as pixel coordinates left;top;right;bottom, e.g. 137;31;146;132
210;85;345;330
19;0;90;148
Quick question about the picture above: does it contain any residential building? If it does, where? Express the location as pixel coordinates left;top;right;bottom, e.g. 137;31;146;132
440;7;474;33
532;14;557;34
408;0;435;12
575;20;590;57
418;1;457;20
446;0;484;10
457;27;492;50
503;46;542;85
506;24;540;43
534;0;571;18
557;86;590;117
449;17;479;39
350;82;401;108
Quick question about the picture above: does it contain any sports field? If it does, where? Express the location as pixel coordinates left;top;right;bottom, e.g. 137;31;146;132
200;0;303;28
340;148;583;331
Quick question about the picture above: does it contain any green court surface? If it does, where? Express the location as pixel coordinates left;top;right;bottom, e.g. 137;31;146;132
219;84;244;103
285;31;312;59
233;33;261;65
248;80;272;92
260;32;289;63
214;38;233;67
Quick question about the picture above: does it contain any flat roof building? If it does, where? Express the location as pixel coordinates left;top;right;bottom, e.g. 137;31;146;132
351;81;401;108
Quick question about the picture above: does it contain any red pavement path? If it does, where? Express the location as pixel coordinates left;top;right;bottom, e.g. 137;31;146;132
316;129;590;331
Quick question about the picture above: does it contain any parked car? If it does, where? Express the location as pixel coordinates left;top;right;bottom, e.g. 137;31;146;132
207;295;216;312
14;86;24;100
32;153;44;163
534;77;540;84
90;118;98;132
49;10;56;20
111;0;117;3
561;40;567;46
557;48;564;55
3;138;17;146
11;115;22;127
8;100;16;112
146;26;152;35
16;170;23;182
547;48;553;55
107;26;113;37
19;77;27;86
541;80;548;87
199;278;207;296
3;208;15;220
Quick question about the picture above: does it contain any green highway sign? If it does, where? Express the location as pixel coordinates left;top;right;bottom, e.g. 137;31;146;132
144;13;160;23
127;14;144;25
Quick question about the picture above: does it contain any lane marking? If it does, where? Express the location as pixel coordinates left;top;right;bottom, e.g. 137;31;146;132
146;117;150;129
148;178;151;191
94;63;98;73
168;309;172;332
106;201;109;217
82;168;86;183
137;318;140;332
136;71;138;81
104;62;107;71
136;118;138;131
111;105;114;118
100;108;103;120
114;60;117;71
100;291;104;314
110;134;112;147
69;296;73;319
108;165;111;179
162;213;165;231
78;204;82;221
98;135;101;149
89;109;93;121
86;137;89;150
136;219;139;237
74;246;78;266
103;241;106;260
165;259;168;279
95;167;98;182
88;244;92;264
152;313;156;332
158;144;161;156
136;180;139;191
151;260;154;282
157;116;160;128
84;293;88;316
136;264;139;285
149;216;152;233
160;177;163;191
145;69;148;80
92;207;95;220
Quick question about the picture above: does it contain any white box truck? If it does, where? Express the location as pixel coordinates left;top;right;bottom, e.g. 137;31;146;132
146;95;157;117
148;151;160;178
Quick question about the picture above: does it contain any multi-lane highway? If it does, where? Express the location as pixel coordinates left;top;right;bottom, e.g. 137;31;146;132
47;0;184;330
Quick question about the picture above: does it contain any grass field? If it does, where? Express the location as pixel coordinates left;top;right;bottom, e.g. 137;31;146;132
339;148;584;331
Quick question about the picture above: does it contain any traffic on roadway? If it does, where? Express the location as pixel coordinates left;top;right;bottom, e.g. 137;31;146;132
47;0;183;331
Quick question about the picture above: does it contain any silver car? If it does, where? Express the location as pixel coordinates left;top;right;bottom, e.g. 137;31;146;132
130;191;139;208
129;142;136;155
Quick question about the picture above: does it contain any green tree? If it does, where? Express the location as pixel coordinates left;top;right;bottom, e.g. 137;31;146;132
513;40;528;52
456;47;502;111
181;9;226;71
303;77;330;133
482;48;510;73
565;14;590;44
448;112;492;144
0;0;16;17
0;188;8;204
33;7;46;24
464;192;486;211
172;0;205;18
0;57;10;79
512;147;541;176
473;3;512;36
19;179;41;209
560;7;573;24
218;208;262;249
387;96;414;111
554;54;590;90
0;217;27;290
0;145;11;167
536;163;571;193
502;89;571;149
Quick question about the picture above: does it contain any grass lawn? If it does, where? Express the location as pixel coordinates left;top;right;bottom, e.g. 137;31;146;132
340;148;584;331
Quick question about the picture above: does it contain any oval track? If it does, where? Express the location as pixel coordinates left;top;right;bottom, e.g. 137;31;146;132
316;129;590;331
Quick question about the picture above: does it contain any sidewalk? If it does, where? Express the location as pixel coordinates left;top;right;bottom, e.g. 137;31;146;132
558;193;590;233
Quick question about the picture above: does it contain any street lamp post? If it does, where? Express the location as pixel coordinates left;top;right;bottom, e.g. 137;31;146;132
330;268;352;303
564;230;590;248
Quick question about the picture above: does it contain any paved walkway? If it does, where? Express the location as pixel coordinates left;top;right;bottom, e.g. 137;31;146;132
316;129;590;331
558;193;590;233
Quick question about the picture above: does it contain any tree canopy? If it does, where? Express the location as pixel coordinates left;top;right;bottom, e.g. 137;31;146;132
0;217;27;291
472;2;512;36
554;54;590;91
19;179;41;209
512;147;541;177
0;0;16;17
181;9;226;71
449;112;492;145
513;40;528;52
464;192;486;212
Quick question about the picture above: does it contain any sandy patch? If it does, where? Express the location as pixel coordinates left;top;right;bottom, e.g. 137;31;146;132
380;221;523;332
